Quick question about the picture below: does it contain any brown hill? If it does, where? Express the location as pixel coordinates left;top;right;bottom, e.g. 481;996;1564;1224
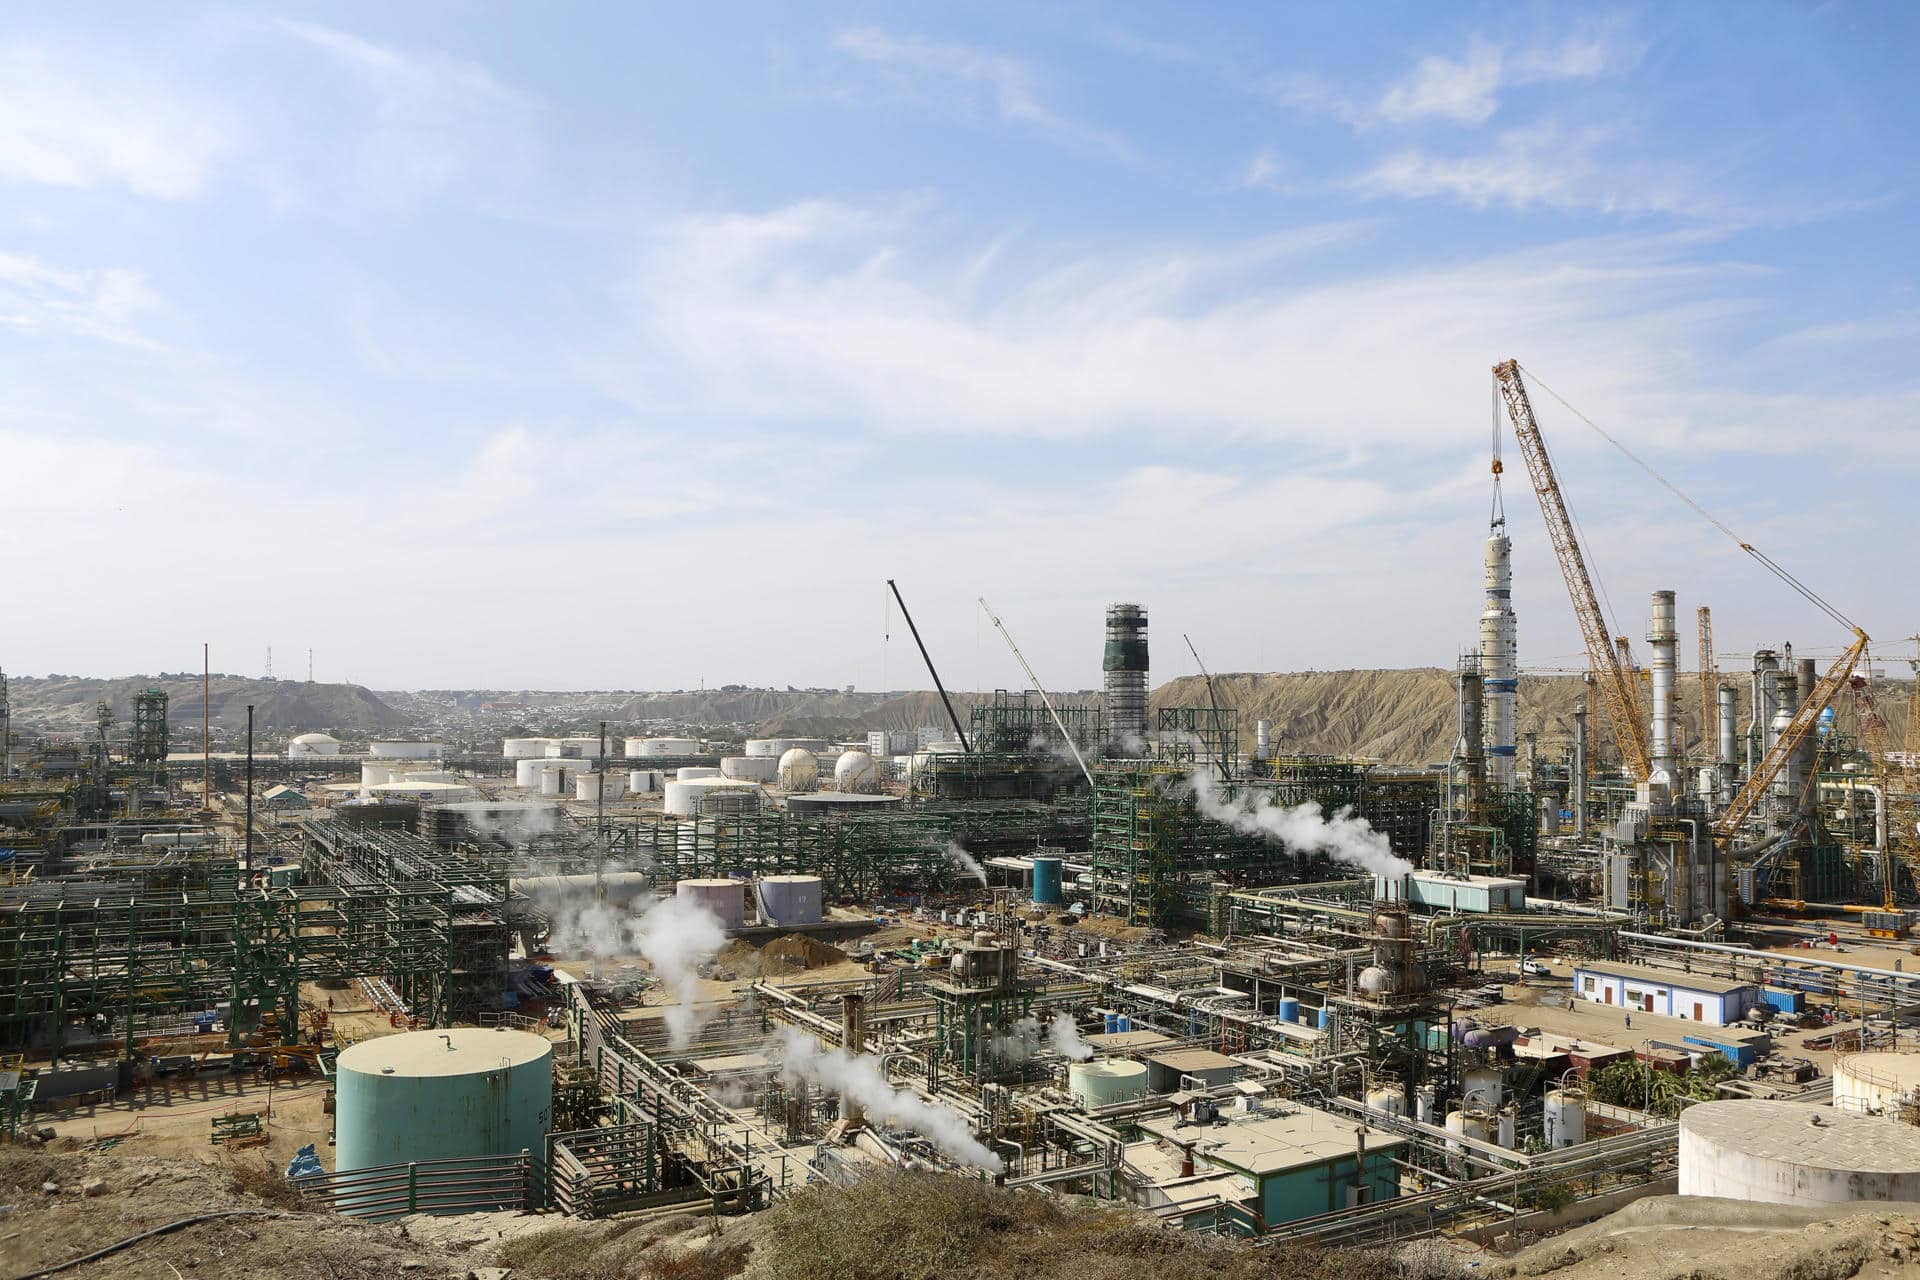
7;675;406;735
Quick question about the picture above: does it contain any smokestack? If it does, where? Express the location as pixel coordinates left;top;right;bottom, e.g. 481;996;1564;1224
1572;698;1588;834
1648;590;1678;784
1479;526;1518;788
1716;683;1738;804
1255;719;1270;762
840;993;867;1129
1104;603;1148;749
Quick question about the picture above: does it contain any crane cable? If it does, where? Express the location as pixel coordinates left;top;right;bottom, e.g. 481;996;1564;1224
1517;362;1861;636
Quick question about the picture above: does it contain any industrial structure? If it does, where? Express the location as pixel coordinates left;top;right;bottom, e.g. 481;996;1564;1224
1;354;1916;1250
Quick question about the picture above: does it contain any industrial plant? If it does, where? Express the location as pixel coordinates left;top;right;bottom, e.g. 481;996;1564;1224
4;360;1920;1265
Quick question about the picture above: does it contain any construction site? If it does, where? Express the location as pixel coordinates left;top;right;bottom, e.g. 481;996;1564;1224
4;359;1920;1277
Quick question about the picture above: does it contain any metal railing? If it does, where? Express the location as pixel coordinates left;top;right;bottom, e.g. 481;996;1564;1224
293;1151;534;1219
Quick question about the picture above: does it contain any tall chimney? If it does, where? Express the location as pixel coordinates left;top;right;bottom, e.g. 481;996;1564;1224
1479;525;1518;788
1103;603;1149;751
1648;591;1678;784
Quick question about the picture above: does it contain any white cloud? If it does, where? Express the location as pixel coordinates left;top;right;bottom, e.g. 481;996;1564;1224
1378;40;1506;125
0;42;244;199
0;252;162;345
832;26;1129;157
1238;148;1287;192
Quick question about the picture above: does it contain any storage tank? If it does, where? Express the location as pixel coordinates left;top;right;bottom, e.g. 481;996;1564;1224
1834;1052;1920;1116
744;739;782;758
1031;856;1064;905
675;879;745;930
576;772;627;802
371;740;444;760
834;750;879;793
361;763;392;787
777;748;818;792
333;1028;551;1213
140;831;215;847
631;738;698;757
1681;1098;1920;1205
1463;1067;1504;1111
514;758;545;788
503;738;549;760
539;769;566;797
1068;1059;1150;1108
664;778;762;816
757;874;824;926
720;756;779;784
288;732;341;758
677;767;721;781
1275;997;1301;1024
627;769;663;794
1544;1089;1587;1148
1365;1086;1406;1118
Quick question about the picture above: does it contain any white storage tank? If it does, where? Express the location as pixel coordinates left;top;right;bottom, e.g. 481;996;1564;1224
1364;1086;1406;1118
777;748;818;792
515;758;546;788
503;738;550;760
631;737;698;757
677;766;721;781
757;874;824;926
1069;1059;1150;1108
628;769;664;794
371;740;444;760
576;772;607;802
361;763;393;787
744;739;782;758
1463;1067;1504;1111
1834;1052;1920;1117
664;777;761;816
675;878;745;930
1544;1088;1587;1148
720;756;780;784
287;732;341;758
539;768;568;797
834;750;879;794
333;1028;551;1214
1680;1098;1920;1205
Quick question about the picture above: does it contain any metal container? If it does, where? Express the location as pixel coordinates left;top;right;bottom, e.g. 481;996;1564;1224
1365;1086;1406;1117
514;758;545;788
675;878;745;930
575;772;603;802
757;874;823;926
538;769;566;797
1463;1066;1504;1111
333;1028;552;1211
1031;856;1064;905
777;748;818;792
630;737;697;757
502;738;550;760
627;769;663;794
1275;997;1301;1024
720;756;779;784
1068;1059;1149;1108
833;750;878;793
1544;1088;1586;1148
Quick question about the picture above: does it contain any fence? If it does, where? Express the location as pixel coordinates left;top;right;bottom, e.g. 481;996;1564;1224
294;1151;535;1219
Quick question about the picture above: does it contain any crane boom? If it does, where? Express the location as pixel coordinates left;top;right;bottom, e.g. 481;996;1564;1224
1493;359;1652;781
1714;629;1869;837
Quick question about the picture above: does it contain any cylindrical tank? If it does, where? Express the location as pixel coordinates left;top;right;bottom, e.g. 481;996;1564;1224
503;738;549;760
140;831;215;847
1414;1086;1436;1124
1544;1089;1587;1148
664;778;761;816
627;769;663;794
576;772;603;802
1445;1107;1491;1173
361;763;392;787
1365;1086;1406;1117
720;756;779;784
675;878;745;930
1681;1098;1920;1205
1834;1052;1920;1116
1032;856;1064;905
1276;997;1301;1024
777;748;819;792
1463;1067;1504;1111
1069;1059;1150;1108
757;874;823;926
539;769;565;797
514;758;545;788
333;1028;551;1212
631;737;698;757
744;739;782;757
677;766;721;781
834;750;879;794
1497;1107;1517;1149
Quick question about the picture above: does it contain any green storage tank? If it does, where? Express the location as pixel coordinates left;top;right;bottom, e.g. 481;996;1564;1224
334;1027;552;1212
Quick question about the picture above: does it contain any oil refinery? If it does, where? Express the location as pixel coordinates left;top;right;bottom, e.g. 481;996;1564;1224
2;360;1918;1256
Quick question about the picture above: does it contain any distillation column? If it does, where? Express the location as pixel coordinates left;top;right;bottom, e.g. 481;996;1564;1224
1716;683;1738;807
1480;525;1518;789
1103;603;1149;752
1648;591;1680;792
1572;699;1589;835
1750;649;1780;780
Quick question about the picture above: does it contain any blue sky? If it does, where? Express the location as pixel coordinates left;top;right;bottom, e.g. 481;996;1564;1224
2;3;1916;692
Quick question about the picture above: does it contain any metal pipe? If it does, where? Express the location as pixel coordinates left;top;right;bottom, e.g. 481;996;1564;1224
1648;591;1678;783
887;580;971;753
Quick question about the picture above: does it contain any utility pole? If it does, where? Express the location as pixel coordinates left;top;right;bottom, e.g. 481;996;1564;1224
202;643;211;816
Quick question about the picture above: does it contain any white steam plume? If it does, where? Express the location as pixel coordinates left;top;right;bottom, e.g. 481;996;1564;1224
1048;1012;1094;1061
944;840;987;886
1186;766;1413;878
777;1028;1004;1172
543;891;728;1050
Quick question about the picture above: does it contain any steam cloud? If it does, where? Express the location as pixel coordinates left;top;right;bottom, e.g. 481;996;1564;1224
988;1012;1094;1065
544;891;728;1049
1187;766;1413;878
1049;1011;1093;1061
944;841;987;886
778;1028;1004;1172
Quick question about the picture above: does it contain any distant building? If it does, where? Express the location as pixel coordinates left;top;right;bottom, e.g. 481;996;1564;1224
1571;961;1760;1026
262;784;309;810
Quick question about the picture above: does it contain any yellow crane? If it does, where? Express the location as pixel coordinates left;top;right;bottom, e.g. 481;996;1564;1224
1493;360;1652;782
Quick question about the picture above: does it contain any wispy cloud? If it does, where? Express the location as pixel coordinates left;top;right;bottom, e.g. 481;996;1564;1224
0;252;162;345
1266;27;1640;130
831;27;1130;158
0;42;244;199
